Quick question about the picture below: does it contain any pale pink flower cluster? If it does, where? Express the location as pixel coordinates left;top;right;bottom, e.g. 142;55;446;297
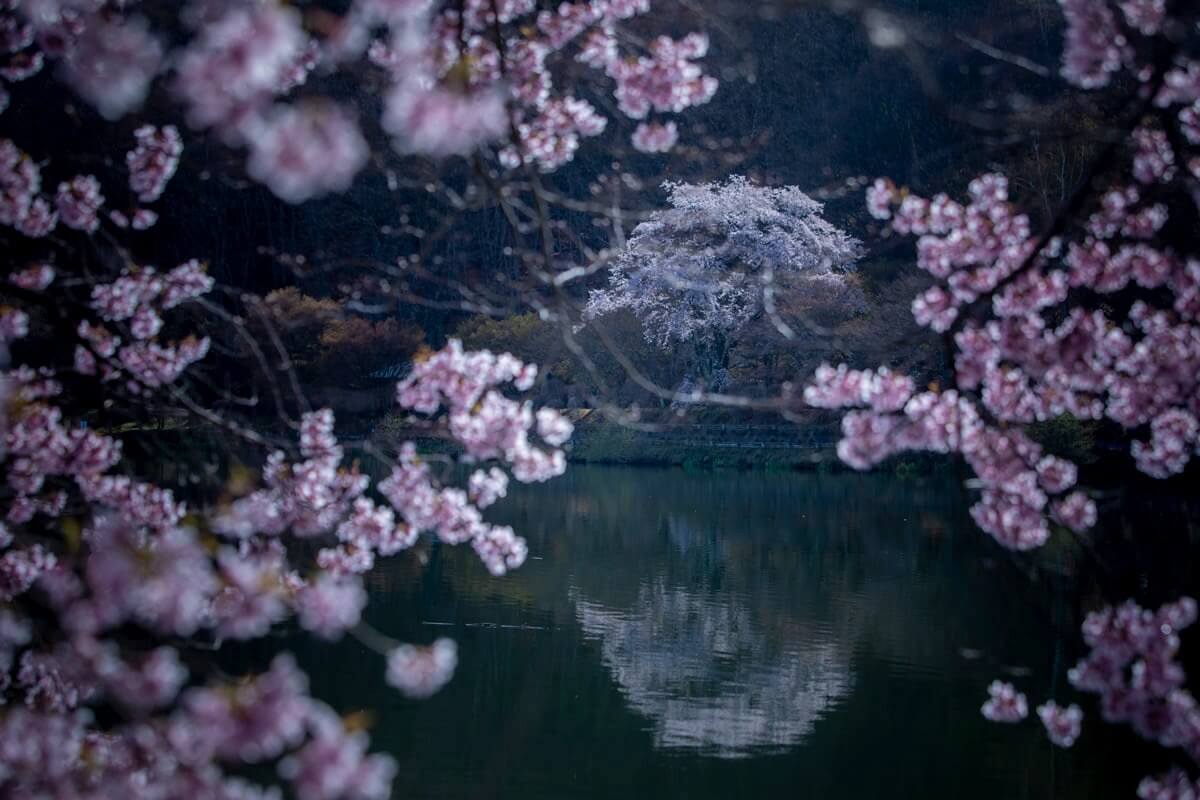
174;4;368;202
174;4;306;136
0;411;404;796
384;83;510;159
1069;598;1200;755
631;120;679;153
806;366;1094;549
3;401;176;530
279;705;396;800
870;173;1040;333
59;12;162;120
126;124;182;204
247;103;368;204
804;364;915;413
0;138;58;237
1133;126;1176;184
983;597;1200;789
10;0;713;202
54;173;103;232
468;466;509;508
500;95;608;171
81;260;214;391
3;1;162;120
295;573;368;641
981;680;1028;722
0;544;56;601
0;2;48;116
385;638;457;698
396;338;568;482
0;306;29;344
214;408;369;541
9;263;54;291
214;343;569;584
1058;0;1129;88
1138;768;1200;800
980;684;1083;750
1037;701;1084;748
843;97;1200;542
345;341;571;575
0;257;576;800
610;33;717;119
371;0;715;166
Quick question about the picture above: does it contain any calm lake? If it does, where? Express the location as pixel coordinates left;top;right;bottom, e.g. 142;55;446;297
280;465;1145;799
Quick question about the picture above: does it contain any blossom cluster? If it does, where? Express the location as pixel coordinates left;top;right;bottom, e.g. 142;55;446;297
828;6;1200;545
816;7;1200;787
110;124;183;229
585;176;863;347
3;266;569;797
1069;599;1200;765
978;676;1084;750
806;362;1098;550
8;1;716;204
383;339;573;574
80;259;214;392
373;0;718;169
975;598;1200;793
2;124;184;239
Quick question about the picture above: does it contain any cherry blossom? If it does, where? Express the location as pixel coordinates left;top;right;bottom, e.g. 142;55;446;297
586;177;861;347
1058;0;1128;89
247;103;368;204
385;639;457;699
279;706;396;800
631;120;679;153
126;124;182;203
0;2;682;796
59;13;162;120
981;680;1028;723
1138;769;1200;800
174;4;305;137
295;574;368;641
384;84;509;159
8;263;54;290
54;174;103;232
1037;701;1083;747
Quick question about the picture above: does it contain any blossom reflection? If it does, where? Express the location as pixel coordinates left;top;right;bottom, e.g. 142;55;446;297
575;581;852;758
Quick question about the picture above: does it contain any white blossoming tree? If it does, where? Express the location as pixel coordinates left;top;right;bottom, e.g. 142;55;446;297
583;176;863;391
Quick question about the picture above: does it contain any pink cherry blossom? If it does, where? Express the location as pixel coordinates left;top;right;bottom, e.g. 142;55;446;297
472;524;527;576
1059;0;1127;88
54;174;103;232
1138;769;1200;800
9;263;54;290
631;120;678;153
384;84;508;158
126;124;182;203
174;4;305;137
278;705;396;800
981;680;1028;723
1069;598;1198;754
60;13;162;120
609;33;717;120
385;638;457;698
1037;701;1083;747
295;574;367;641
247;103;368;203
171;654;310;763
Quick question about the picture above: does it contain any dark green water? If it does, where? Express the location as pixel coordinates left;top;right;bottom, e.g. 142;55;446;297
290;466;1143;799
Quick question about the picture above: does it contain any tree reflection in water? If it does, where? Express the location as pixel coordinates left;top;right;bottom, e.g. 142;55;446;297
575;579;853;758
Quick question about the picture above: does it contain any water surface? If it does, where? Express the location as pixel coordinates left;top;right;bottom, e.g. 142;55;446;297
292;466;1141;799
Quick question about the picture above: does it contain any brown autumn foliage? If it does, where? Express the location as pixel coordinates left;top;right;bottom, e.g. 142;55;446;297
261;287;424;387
